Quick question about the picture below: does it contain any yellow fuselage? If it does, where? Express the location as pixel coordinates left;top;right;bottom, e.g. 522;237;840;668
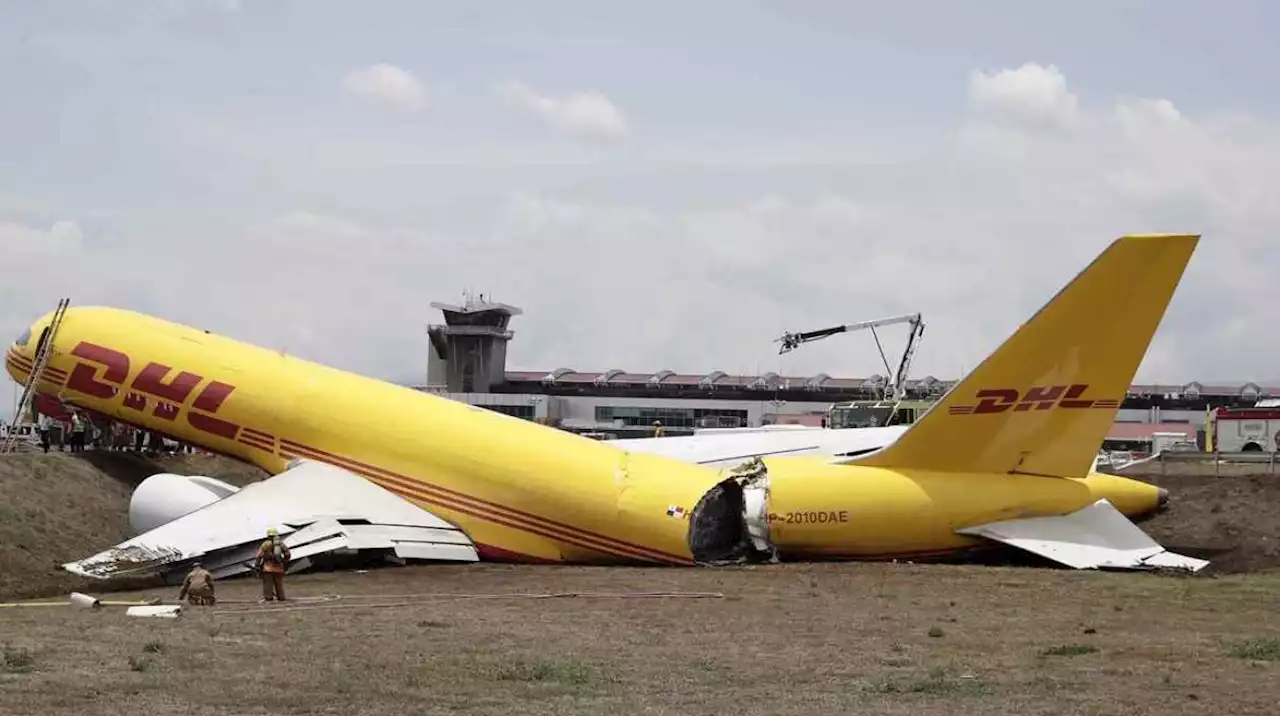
764;457;1158;560
4;306;1163;566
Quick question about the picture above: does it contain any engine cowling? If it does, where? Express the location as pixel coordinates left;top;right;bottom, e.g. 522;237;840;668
129;473;241;535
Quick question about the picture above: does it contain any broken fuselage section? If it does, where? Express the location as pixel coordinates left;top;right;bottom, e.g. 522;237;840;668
688;457;778;565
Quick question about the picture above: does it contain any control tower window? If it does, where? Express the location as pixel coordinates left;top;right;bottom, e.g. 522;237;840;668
14;328;31;348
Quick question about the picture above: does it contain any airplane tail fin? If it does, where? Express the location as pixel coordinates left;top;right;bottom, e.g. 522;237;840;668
848;234;1199;478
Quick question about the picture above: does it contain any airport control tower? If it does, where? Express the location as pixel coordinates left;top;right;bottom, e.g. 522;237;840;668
426;292;523;393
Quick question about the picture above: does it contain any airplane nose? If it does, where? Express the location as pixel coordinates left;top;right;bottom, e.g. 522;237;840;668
1157;487;1169;510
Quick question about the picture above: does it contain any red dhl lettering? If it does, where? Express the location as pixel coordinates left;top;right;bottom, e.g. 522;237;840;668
64;341;243;440
948;384;1122;415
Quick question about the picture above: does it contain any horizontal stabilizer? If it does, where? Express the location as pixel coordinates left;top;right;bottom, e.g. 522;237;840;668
62;458;478;580
614;426;908;467
955;499;1209;572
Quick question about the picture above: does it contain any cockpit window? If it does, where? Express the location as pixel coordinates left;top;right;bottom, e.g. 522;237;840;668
14;328;31;348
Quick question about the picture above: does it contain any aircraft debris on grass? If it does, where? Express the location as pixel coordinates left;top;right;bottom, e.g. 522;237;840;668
3;233;1209;582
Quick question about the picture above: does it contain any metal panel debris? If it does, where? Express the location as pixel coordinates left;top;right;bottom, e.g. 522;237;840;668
63;459;479;581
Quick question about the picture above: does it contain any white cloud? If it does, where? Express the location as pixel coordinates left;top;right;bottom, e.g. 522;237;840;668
0;220;92;318
86;0;248;15
0;220;83;258
183;0;243;11
497;81;630;140
342;63;429;113
7;55;1280;421
968;62;1081;131
0;220;129;359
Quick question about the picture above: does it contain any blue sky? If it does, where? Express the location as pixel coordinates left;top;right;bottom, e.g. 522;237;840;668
3;0;1279;414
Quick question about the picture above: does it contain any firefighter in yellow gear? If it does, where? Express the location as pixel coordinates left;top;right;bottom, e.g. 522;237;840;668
177;562;216;606
254;527;292;602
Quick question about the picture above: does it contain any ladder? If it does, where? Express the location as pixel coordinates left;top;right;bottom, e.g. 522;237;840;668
2;298;70;454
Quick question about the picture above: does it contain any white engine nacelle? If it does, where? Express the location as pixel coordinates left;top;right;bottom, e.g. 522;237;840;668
129;473;242;535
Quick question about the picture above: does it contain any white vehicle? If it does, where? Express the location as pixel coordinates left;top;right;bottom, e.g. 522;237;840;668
1210;407;1280;452
0;421;42;451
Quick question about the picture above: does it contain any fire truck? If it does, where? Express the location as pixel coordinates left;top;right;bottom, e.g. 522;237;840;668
1209;406;1280;452
826;398;932;428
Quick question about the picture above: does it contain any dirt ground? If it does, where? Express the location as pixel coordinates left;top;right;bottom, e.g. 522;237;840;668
3;563;1280;716
0;452;265;601
3;453;1280;714
1123;469;1280;574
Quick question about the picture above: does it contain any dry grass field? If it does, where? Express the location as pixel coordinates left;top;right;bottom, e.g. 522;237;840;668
2;452;1280;715
3;563;1280;716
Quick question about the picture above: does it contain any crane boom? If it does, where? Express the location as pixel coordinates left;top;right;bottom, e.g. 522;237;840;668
775;313;922;354
774;312;925;403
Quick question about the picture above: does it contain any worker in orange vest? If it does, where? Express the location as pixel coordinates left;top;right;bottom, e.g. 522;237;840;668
254;527;291;602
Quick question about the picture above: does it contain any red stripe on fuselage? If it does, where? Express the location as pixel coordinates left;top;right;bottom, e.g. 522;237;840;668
279;443;684;565
276;438;691;565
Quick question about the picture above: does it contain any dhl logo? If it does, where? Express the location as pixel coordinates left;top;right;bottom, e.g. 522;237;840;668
948;384;1122;415
63;341;244;441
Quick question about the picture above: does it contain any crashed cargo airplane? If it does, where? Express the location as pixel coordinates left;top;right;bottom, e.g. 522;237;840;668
3;233;1208;581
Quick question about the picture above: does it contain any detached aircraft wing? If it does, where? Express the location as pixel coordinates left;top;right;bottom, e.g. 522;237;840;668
62;458;477;581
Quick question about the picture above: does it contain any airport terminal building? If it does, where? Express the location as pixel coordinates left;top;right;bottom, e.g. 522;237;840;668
416;296;1274;448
